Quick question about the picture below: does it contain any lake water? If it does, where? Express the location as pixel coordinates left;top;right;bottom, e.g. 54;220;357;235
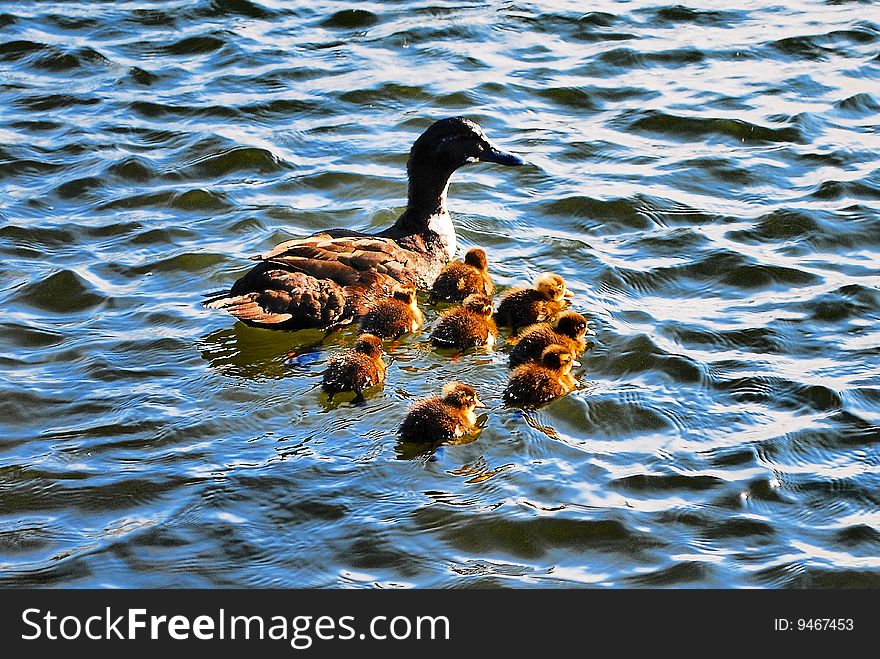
1;0;878;588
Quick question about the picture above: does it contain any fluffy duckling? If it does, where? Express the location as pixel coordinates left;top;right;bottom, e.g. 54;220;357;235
359;287;424;339
430;294;496;350
399;382;485;444
503;344;578;408
494;273;573;331
429;247;494;303
508;310;591;368
321;333;386;402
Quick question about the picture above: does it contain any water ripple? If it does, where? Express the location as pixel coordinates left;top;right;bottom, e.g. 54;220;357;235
0;0;878;588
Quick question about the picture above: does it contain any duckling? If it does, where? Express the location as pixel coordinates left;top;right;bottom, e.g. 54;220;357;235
358;287;424;339
430;294;497;350
503;344;578;408
399;382;485;444
429;247;494;303
494;273;573;331
508;310;591;368
321;333;386;402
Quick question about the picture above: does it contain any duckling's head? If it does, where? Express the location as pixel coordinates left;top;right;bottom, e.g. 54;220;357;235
535;273;573;302
540;344;576;376
392;287;418;308
463;247;489;272
462;293;493;318
555;311;588;340
441;382;486;412
409;117;525;175
353;333;383;359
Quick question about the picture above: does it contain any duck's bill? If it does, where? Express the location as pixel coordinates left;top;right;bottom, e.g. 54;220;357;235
474;397;487;408
481;145;525;166
564;289;575;299
572;360;582;367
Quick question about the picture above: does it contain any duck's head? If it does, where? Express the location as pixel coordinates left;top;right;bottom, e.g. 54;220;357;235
540;344;578;376
555;311;588;340
463;247;489;272
462;293;493;318
353;333;383;359
392;286;418;308
441;382;486;412
410;117;525;174
535;273;573;302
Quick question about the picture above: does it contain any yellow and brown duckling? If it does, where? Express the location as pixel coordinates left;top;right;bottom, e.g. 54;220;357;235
430;294;497;350
428;247;494;304
321;333;386;402
503;344;578;408
399;382;485;444
494;273;573;332
358;286;424;339
508;310;591;368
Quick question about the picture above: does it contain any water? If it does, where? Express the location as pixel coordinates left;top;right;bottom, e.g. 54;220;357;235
1;0;878;588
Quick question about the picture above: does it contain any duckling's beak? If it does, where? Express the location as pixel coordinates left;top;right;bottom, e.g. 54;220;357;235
474;397;487;408
563;289;574;299
572;360;581;367
480;143;525;166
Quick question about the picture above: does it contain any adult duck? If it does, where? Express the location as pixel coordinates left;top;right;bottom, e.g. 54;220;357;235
205;117;524;329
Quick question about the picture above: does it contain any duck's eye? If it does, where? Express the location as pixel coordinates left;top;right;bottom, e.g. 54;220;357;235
437;135;481;165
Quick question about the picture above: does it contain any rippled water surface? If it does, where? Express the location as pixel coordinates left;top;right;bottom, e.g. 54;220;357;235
1;0;879;588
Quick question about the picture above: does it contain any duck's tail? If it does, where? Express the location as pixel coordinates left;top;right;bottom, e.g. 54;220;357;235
203;264;350;329
203;291;296;326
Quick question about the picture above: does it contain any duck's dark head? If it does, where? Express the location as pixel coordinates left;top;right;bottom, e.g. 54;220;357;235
404;117;524;217
410;117;525;172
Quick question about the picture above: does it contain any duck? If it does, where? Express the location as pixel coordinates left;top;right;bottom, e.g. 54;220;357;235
358;286;423;339
503;344;578;408
508;310;591;368
321;333;386;402
494;273;573;332
428;247;494;303
205;117;524;330
398;382;485;444
430;293;496;350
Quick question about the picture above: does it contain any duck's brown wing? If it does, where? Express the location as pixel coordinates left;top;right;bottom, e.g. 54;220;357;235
257;234;428;315
205;234;426;329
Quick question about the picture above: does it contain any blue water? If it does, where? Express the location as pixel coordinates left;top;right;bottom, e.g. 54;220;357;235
1;0;879;587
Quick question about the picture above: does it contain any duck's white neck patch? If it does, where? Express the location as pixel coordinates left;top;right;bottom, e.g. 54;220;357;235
427;209;456;261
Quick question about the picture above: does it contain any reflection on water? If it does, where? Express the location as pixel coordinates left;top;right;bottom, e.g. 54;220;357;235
198;323;328;379
1;0;878;588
